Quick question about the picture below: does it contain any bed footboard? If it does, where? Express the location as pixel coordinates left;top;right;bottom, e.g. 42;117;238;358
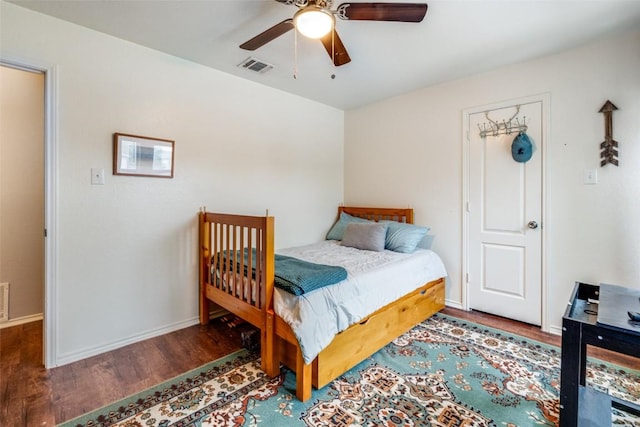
198;211;278;377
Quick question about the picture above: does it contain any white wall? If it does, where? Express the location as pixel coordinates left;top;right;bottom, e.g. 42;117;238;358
1;1;344;365
345;29;640;332
0;66;44;321
3;1;637;365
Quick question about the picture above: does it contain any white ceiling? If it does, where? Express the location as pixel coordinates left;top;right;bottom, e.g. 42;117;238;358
8;0;640;109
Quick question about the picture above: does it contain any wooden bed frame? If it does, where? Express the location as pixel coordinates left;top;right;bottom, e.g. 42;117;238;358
198;206;445;401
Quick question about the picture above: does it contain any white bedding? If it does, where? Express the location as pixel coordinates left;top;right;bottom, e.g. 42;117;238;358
274;240;447;364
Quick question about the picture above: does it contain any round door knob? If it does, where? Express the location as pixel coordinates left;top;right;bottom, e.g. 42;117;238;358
528;221;538;229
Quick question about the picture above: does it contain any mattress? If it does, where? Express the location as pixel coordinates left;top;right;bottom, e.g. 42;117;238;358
274;240;447;364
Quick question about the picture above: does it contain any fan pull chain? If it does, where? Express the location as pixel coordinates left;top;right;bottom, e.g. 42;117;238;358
293;29;298;79
331;28;336;79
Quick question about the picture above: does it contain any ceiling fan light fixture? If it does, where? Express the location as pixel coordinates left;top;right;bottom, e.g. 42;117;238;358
293;7;335;39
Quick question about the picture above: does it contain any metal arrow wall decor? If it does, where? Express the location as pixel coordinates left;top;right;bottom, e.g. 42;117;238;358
599;100;619;167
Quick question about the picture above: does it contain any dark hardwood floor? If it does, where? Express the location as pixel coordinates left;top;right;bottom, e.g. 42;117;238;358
0;307;637;426
0;316;254;426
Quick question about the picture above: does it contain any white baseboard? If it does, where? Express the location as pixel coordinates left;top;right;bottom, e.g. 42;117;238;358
54;308;233;367
50;306;564;368
0;313;43;329
548;325;562;336
444;299;464;310
54;317;201;367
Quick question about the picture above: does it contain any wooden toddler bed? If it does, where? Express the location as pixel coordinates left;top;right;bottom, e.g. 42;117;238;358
198;206;445;401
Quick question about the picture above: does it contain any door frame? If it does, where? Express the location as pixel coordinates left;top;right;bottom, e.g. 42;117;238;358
462;93;550;332
1;57;58;367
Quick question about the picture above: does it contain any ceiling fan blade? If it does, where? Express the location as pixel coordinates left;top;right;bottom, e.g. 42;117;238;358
336;2;428;22
319;29;351;66
240;19;294;51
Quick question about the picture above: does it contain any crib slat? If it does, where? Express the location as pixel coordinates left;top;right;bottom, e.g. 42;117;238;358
225;223;232;296
239;226;246;303
255;228;262;308
247;228;253;305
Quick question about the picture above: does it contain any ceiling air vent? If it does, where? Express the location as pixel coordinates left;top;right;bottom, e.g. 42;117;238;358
238;57;274;74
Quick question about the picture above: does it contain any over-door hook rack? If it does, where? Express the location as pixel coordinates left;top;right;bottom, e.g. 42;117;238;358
478;105;528;138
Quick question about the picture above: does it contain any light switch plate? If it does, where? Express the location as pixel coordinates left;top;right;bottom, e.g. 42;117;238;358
91;168;105;185
583;169;597;185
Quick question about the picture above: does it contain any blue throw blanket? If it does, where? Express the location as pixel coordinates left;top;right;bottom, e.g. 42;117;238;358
273;253;347;296
217;249;347;296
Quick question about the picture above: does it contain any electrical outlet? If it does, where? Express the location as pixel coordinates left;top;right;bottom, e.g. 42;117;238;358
91;168;105;185
583;169;597;185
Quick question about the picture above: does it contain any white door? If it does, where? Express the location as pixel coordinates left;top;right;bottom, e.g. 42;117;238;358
467;101;543;325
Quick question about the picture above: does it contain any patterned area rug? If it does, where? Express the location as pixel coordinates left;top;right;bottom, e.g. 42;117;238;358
59;314;640;427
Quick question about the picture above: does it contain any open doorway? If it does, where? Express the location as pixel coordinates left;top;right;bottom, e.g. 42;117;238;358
0;61;54;366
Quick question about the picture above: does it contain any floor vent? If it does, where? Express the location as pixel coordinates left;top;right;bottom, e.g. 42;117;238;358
0;283;8;322
238;57;274;74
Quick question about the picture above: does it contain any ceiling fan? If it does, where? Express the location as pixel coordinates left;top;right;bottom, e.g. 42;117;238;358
240;1;428;66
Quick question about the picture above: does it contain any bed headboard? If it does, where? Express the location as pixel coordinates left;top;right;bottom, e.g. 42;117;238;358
339;206;414;224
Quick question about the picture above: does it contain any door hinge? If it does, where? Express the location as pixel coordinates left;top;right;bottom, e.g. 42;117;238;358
466;273;470;284
44;228;47;237
466;202;470;213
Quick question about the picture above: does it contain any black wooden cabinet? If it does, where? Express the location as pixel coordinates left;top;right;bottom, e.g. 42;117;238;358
560;282;640;427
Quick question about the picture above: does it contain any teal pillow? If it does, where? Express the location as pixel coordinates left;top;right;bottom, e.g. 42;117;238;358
416;234;434;250
382;221;430;253
326;212;371;240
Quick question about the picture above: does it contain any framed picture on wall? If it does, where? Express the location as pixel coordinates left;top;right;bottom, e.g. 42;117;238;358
113;133;175;178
